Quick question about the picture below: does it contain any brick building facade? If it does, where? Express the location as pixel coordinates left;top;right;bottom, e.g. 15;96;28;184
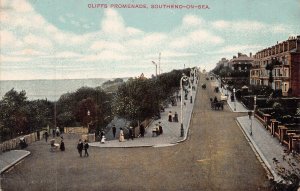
250;36;300;97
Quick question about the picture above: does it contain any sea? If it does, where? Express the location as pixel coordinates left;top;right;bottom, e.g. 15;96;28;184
0;78;114;101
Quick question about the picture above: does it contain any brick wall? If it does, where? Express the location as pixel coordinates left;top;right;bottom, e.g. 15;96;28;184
290;54;300;97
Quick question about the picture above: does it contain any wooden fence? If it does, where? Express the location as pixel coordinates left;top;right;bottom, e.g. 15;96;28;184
0;132;39;152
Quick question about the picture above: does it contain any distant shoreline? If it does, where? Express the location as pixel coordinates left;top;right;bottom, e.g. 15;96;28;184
0;77;130;82
0;78;129;101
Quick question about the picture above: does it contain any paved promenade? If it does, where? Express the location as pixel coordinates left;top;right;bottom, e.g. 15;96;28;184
0;150;30;190
0;150;30;174
211;76;299;188
90;83;198;148
237;116;300;181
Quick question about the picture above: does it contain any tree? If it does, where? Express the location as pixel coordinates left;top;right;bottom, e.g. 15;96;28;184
266;60;275;86
0;89;29;138
75;97;96;125
27;100;54;131
112;69;189;122
56;86;112;130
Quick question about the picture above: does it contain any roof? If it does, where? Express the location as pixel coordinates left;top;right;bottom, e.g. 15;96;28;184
229;55;254;63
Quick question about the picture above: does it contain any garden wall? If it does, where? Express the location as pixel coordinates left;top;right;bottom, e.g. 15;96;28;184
0;132;39;152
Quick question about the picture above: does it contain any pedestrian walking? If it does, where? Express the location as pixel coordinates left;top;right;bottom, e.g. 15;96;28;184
248;111;252;119
158;122;163;134
174;112;179;122
119;128;124;142
168;111;173;122
44;131;49;142
52;129;55;138
112;125;116;138
77;139;83;157
128;126;134;140
84;140;89;157
56;127;60;137
60;140;65;151
140;124;145;137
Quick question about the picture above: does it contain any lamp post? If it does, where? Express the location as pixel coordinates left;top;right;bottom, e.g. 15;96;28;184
152;61;158;77
193;68;198;85
189;70;193;104
226;85;228;96
180;74;189;137
87;110;90;132
233;88;236;111
250;96;257;136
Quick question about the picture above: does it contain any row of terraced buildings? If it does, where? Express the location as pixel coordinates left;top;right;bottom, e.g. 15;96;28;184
215;36;300;97
250;36;300;97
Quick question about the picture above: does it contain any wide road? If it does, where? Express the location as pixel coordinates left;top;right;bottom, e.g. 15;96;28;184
2;74;270;191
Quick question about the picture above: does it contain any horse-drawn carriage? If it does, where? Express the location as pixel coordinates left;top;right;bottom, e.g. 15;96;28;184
210;98;224;110
210;101;224;110
202;84;206;89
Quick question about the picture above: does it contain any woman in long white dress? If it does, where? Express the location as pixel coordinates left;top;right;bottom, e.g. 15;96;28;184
119;128;124;142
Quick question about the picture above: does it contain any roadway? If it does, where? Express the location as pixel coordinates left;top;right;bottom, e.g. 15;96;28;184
1;73;270;191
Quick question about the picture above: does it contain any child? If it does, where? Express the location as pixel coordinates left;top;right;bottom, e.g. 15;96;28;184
101;135;106;144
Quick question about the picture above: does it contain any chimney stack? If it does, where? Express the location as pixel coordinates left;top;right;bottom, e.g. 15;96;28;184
238;52;242;57
250;52;252;57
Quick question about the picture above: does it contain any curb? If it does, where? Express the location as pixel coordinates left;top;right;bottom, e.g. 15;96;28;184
227;100;248;113
0;150;31;175
91;143;178;148
235;119;279;181
90;83;199;148
176;82;199;144
90;142;154;148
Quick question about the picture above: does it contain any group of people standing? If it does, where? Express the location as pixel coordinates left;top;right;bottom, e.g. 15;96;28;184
112;124;145;142
77;139;89;157
118;126;134;142
168;111;179;122
50;127;61;138
152;122;163;136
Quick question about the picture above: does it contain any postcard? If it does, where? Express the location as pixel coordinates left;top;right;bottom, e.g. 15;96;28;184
0;0;300;190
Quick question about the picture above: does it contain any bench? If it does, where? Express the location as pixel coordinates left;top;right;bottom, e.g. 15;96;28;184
152;129;160;137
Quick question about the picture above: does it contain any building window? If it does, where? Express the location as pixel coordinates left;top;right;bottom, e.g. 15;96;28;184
283;83;289;92
275;81;281;89
285;84;287;92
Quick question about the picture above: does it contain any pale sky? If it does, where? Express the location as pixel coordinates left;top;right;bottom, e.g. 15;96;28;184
1;0;299;80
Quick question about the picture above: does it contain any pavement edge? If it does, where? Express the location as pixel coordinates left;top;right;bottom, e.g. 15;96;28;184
0;150;31;175
235;118;278;181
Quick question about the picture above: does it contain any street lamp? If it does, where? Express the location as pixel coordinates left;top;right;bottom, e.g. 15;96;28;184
87;110;90;132
233;88;236;111
189;70;193;104
180;74;189;137
250;96;257;136
192;68;198;85
226;85;228;96
152;61;158;77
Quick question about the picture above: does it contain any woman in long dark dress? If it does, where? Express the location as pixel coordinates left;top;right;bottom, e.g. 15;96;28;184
168;111;172;122
60;140;65;151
